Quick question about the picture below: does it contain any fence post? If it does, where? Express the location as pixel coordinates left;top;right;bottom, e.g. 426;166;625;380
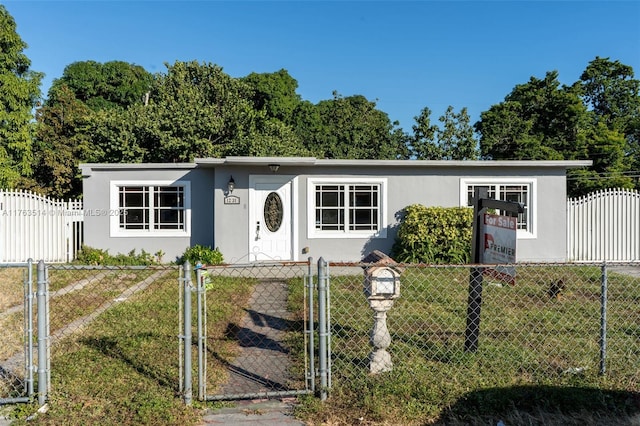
26;258;34;397
183;261;193;405
36;260;48;406
195;265;204;400
306;258;315;393
317;257;328;401
599;262;608;375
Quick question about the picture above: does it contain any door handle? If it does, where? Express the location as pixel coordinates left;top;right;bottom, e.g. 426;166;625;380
256;221;261;240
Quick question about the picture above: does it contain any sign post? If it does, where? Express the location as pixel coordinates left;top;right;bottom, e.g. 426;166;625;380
464;187;523;352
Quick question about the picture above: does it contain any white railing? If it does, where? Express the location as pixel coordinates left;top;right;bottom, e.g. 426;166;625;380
0;189;84;263
567;188;640;261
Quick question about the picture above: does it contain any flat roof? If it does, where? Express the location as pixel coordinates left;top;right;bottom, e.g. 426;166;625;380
79;162;197;176
195;157;592;168
81;157;592;172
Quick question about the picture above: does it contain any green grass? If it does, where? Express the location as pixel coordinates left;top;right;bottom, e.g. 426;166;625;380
292;264;640;425
4;263;639;425
5;267;256;425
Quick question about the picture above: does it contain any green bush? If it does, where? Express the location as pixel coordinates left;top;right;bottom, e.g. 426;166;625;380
75;245;157;265
178;245;224;266
391;205;473;264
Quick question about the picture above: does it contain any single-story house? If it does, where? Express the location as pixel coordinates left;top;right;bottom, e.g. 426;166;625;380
79;157;591;263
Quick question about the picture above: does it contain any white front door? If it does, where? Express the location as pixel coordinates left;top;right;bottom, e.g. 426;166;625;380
249;175;294;261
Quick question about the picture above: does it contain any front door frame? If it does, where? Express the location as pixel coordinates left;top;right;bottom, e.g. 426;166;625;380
248;175;298;262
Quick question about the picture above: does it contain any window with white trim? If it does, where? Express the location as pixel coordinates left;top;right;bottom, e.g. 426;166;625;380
460;179;536;238
308;178;387;238
110;181;190;237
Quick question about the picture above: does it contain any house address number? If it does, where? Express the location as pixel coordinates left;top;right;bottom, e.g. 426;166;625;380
224;195;240;205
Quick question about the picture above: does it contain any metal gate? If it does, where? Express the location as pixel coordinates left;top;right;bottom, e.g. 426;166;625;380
183;259;320;401
0;261;36;405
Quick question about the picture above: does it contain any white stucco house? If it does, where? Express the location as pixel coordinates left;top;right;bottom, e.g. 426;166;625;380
79;157;591;263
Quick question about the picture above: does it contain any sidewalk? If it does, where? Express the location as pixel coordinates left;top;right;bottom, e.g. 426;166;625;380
201;398;305;425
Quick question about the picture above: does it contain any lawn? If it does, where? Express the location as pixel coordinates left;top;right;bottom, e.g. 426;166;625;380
2;266;256;425
3;262;639;425
291;263;640;425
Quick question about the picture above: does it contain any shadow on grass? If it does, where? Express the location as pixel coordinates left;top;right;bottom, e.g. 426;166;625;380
79;335;178;392
436;385;640;424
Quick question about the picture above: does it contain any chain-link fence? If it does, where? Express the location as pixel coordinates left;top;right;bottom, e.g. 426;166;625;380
43;264;182;416
326;261;640;396
0;262;34;404
4;258;638;420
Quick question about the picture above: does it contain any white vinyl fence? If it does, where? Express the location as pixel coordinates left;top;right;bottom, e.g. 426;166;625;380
567;188;640;261
0;189;83;263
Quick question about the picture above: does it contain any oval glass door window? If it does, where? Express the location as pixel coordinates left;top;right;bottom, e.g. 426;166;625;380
264;192;283;232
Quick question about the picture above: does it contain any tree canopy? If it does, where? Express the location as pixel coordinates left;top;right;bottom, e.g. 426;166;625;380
49;60;153;110
2;5;639;199
475;61;640;197
0;5;42;188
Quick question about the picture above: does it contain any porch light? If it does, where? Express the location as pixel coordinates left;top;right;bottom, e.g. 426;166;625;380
227;176;235;194
269;164;280;173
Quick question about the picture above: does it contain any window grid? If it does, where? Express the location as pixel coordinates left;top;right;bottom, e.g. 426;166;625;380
315;184;380;233
349;185;379;231
119;185;185;231
119;186;149;230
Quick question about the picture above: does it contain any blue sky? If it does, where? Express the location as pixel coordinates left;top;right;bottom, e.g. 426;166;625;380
4;1;640;130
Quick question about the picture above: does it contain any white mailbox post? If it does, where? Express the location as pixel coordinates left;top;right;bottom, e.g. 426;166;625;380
364;262;401;374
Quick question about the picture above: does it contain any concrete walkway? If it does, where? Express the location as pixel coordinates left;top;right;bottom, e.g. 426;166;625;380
609;264;640;278
201;279;306;425
201;398;304;425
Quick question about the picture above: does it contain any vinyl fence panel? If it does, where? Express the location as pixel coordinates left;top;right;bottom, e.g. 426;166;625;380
0;190;83;263
568;188;640;261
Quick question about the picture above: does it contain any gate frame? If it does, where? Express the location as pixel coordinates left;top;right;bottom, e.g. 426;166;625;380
184;259;317;402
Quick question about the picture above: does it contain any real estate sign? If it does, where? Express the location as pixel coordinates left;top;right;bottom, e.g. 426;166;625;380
481;213;517;284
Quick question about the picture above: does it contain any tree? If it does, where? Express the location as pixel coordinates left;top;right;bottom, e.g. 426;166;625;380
49;60;153;110
568;122;634;195
409;106;479;160
580;57;640;190
31;60;152;197
32;85;93;198
228;118;310;157
475;101;552;160
437;106;478;160
132;61;309;161
475;67;635;196
408;107;440;159
131;61;255;162
297;92;406;159
580;57;640;130
0;5;42;187
475;71;590;161
241;69;301;124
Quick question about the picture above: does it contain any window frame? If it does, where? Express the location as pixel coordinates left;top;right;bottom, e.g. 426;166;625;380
307;177;388;239
109;180;191;237
459;178;537;239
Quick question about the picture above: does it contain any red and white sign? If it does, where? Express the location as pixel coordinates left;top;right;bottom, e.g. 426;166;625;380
481;213;517;284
